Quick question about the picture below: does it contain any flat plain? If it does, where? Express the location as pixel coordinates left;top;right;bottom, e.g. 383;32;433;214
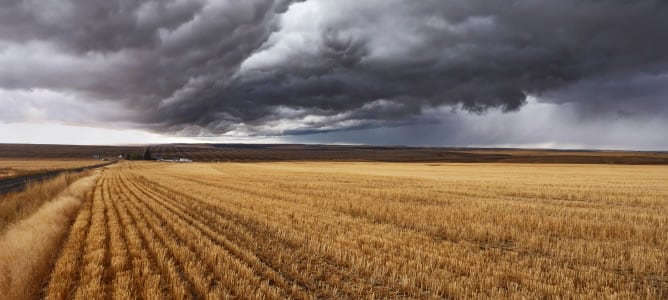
42;161;668;298
1;143;667;164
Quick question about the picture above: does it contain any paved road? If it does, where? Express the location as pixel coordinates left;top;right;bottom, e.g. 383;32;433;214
0;162;115;195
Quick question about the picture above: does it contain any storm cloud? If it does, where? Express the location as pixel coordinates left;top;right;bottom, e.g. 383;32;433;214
1;0;667;139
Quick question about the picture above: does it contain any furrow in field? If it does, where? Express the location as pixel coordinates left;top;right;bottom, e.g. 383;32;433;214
128;174;315;299
103;174;135;299
166;173;604;242
218;165;668;208
119;173;284;299
178;171;665;227
73;177;110;299
115;173;231;298
236;172;668;280
46;184;95;299
203;192;442;297
147;172;464;296
107;174;174;299
62;161;665;298
143;170;648;298
132;174;380;298
211;182;631;297
133;174;434;298
160;171;666;287
173;174;563;246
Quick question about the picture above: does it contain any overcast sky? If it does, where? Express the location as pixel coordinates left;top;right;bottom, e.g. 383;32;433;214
1;0;667;149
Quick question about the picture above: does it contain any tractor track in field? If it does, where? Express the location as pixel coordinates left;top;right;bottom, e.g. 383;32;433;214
0;161;116;196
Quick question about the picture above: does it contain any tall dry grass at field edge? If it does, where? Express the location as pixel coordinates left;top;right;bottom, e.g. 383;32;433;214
0;173;98;300
0;172;88;232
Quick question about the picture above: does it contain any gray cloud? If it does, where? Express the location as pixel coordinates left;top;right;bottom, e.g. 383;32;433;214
287;99;668;151
0;0;667;140
543;72;668;120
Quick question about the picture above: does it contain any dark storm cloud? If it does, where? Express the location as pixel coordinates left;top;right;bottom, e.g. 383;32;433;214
1;0;667;136
543;72;668;120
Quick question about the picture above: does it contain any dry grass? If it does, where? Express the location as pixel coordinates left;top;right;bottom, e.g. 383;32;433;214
0;160;101;179
46;161;668;298
0;172;89;233
0;173;98;300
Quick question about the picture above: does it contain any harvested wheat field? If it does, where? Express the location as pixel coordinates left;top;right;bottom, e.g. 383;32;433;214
36;161;668;299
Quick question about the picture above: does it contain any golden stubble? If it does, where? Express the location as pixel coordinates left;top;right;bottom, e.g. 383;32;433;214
46;162;668;299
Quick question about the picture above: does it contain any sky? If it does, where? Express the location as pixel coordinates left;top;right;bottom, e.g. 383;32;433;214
0;0;667;149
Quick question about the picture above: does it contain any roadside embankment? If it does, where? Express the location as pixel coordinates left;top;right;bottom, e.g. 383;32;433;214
0;173;99;300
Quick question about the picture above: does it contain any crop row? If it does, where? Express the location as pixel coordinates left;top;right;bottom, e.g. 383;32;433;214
45;162;668;298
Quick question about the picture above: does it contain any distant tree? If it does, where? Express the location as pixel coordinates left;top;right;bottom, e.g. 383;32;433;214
143;148;153;160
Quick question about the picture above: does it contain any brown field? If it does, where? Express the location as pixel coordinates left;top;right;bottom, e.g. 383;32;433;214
0;144;142;160
152;144;668;164
1;143;667;164
36;161;668;299
0;160;102;180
